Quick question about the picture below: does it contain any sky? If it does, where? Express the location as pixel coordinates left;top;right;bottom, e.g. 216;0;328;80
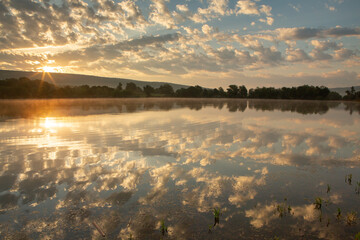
0;0;360;88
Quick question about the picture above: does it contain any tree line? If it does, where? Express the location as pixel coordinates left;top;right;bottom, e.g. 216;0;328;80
0;77;358;101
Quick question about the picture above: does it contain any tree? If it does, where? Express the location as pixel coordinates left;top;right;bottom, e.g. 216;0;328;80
227;85;239;98
157;84;174;96
125;82;138;92
143;85;155;97
327;91;342;100
239;85;247;98
116;82;122;91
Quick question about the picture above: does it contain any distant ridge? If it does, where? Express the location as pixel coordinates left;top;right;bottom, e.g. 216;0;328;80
329;86;360;96
0;70;188;90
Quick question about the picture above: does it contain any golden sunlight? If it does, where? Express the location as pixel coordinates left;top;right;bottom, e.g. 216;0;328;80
40;66;63;73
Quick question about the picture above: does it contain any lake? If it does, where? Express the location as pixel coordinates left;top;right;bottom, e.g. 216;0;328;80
0;99;359;239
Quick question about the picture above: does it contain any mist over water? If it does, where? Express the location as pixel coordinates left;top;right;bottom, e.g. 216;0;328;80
0;99;359;239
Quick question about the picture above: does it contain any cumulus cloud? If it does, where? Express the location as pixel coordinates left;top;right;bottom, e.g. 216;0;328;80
311;40;342;51
286;48;311;62
236;0;260;15
149;0;176;29
0;0;150;50
176;4;188;12
0;0;359;86
236;0;272;18
190;0;230;23
275;27;360;40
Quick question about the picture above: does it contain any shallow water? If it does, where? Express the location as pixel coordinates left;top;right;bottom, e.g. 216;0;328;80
0;98;359;239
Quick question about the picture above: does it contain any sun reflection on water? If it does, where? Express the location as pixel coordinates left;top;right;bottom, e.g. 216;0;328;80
0;99;359;239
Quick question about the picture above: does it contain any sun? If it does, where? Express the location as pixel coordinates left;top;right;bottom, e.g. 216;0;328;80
41;66;58;73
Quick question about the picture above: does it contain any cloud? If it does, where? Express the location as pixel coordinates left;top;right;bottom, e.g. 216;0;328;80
325;4;336;11
260;5;272;16
176;4;188;12
310;49;333;60
275;27;360;40
333;48;356;60
236;0;272;17
286;48;311;62
266;17;274;25
289;3;301;12
191;0;230;23
236;0;260;15
245;202;278;228
311;40;342;51
149;0;176;29
0;0;150;50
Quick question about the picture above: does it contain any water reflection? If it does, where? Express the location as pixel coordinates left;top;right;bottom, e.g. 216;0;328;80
0;99;359;239
1;99;359;120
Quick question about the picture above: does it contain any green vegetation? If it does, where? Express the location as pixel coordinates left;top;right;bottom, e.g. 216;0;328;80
314;197;323;210
276;198;292;218
355;232;360;240
355;181;360;194
327;184;331;194
160;220;168;236
208;224;213;233
343;86;360;100
213;208;220;226
345;174;353;185
337;208;342;220
1;77;358;100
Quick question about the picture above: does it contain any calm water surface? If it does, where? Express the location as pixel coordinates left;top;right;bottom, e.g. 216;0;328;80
0;99;359;239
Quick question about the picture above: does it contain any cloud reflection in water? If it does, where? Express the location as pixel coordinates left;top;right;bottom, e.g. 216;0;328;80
0;99;359;239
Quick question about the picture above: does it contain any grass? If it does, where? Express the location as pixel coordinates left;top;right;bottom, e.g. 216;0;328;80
355;232;360;240
160;220;168;236
314;197;323;210
337;208;341;220
213;208;220;218
355;181;360;194
213;208;220;226
345;174;352;185
276;198;293;218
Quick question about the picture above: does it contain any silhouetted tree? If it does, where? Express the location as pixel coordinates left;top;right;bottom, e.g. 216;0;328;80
157;84;174;96
239;85;247;98
227;85;239;98
143;85;155;97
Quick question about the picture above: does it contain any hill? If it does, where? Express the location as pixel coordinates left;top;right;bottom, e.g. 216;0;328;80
330;86;360;96
0;70;188;90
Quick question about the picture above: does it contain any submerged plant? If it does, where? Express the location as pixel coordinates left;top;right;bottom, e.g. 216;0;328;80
208;224;213;233
287;205;292;214
213;208;220;226
327;184;331;194
160;220;168;236
277;204;285;218
276;198;292;218
345;174;352;185
355;181;360;194
346;211;357;226
314;197;323;210
337;208;342;220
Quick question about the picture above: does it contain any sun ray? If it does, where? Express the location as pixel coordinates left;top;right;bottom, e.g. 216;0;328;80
46;72;56;85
